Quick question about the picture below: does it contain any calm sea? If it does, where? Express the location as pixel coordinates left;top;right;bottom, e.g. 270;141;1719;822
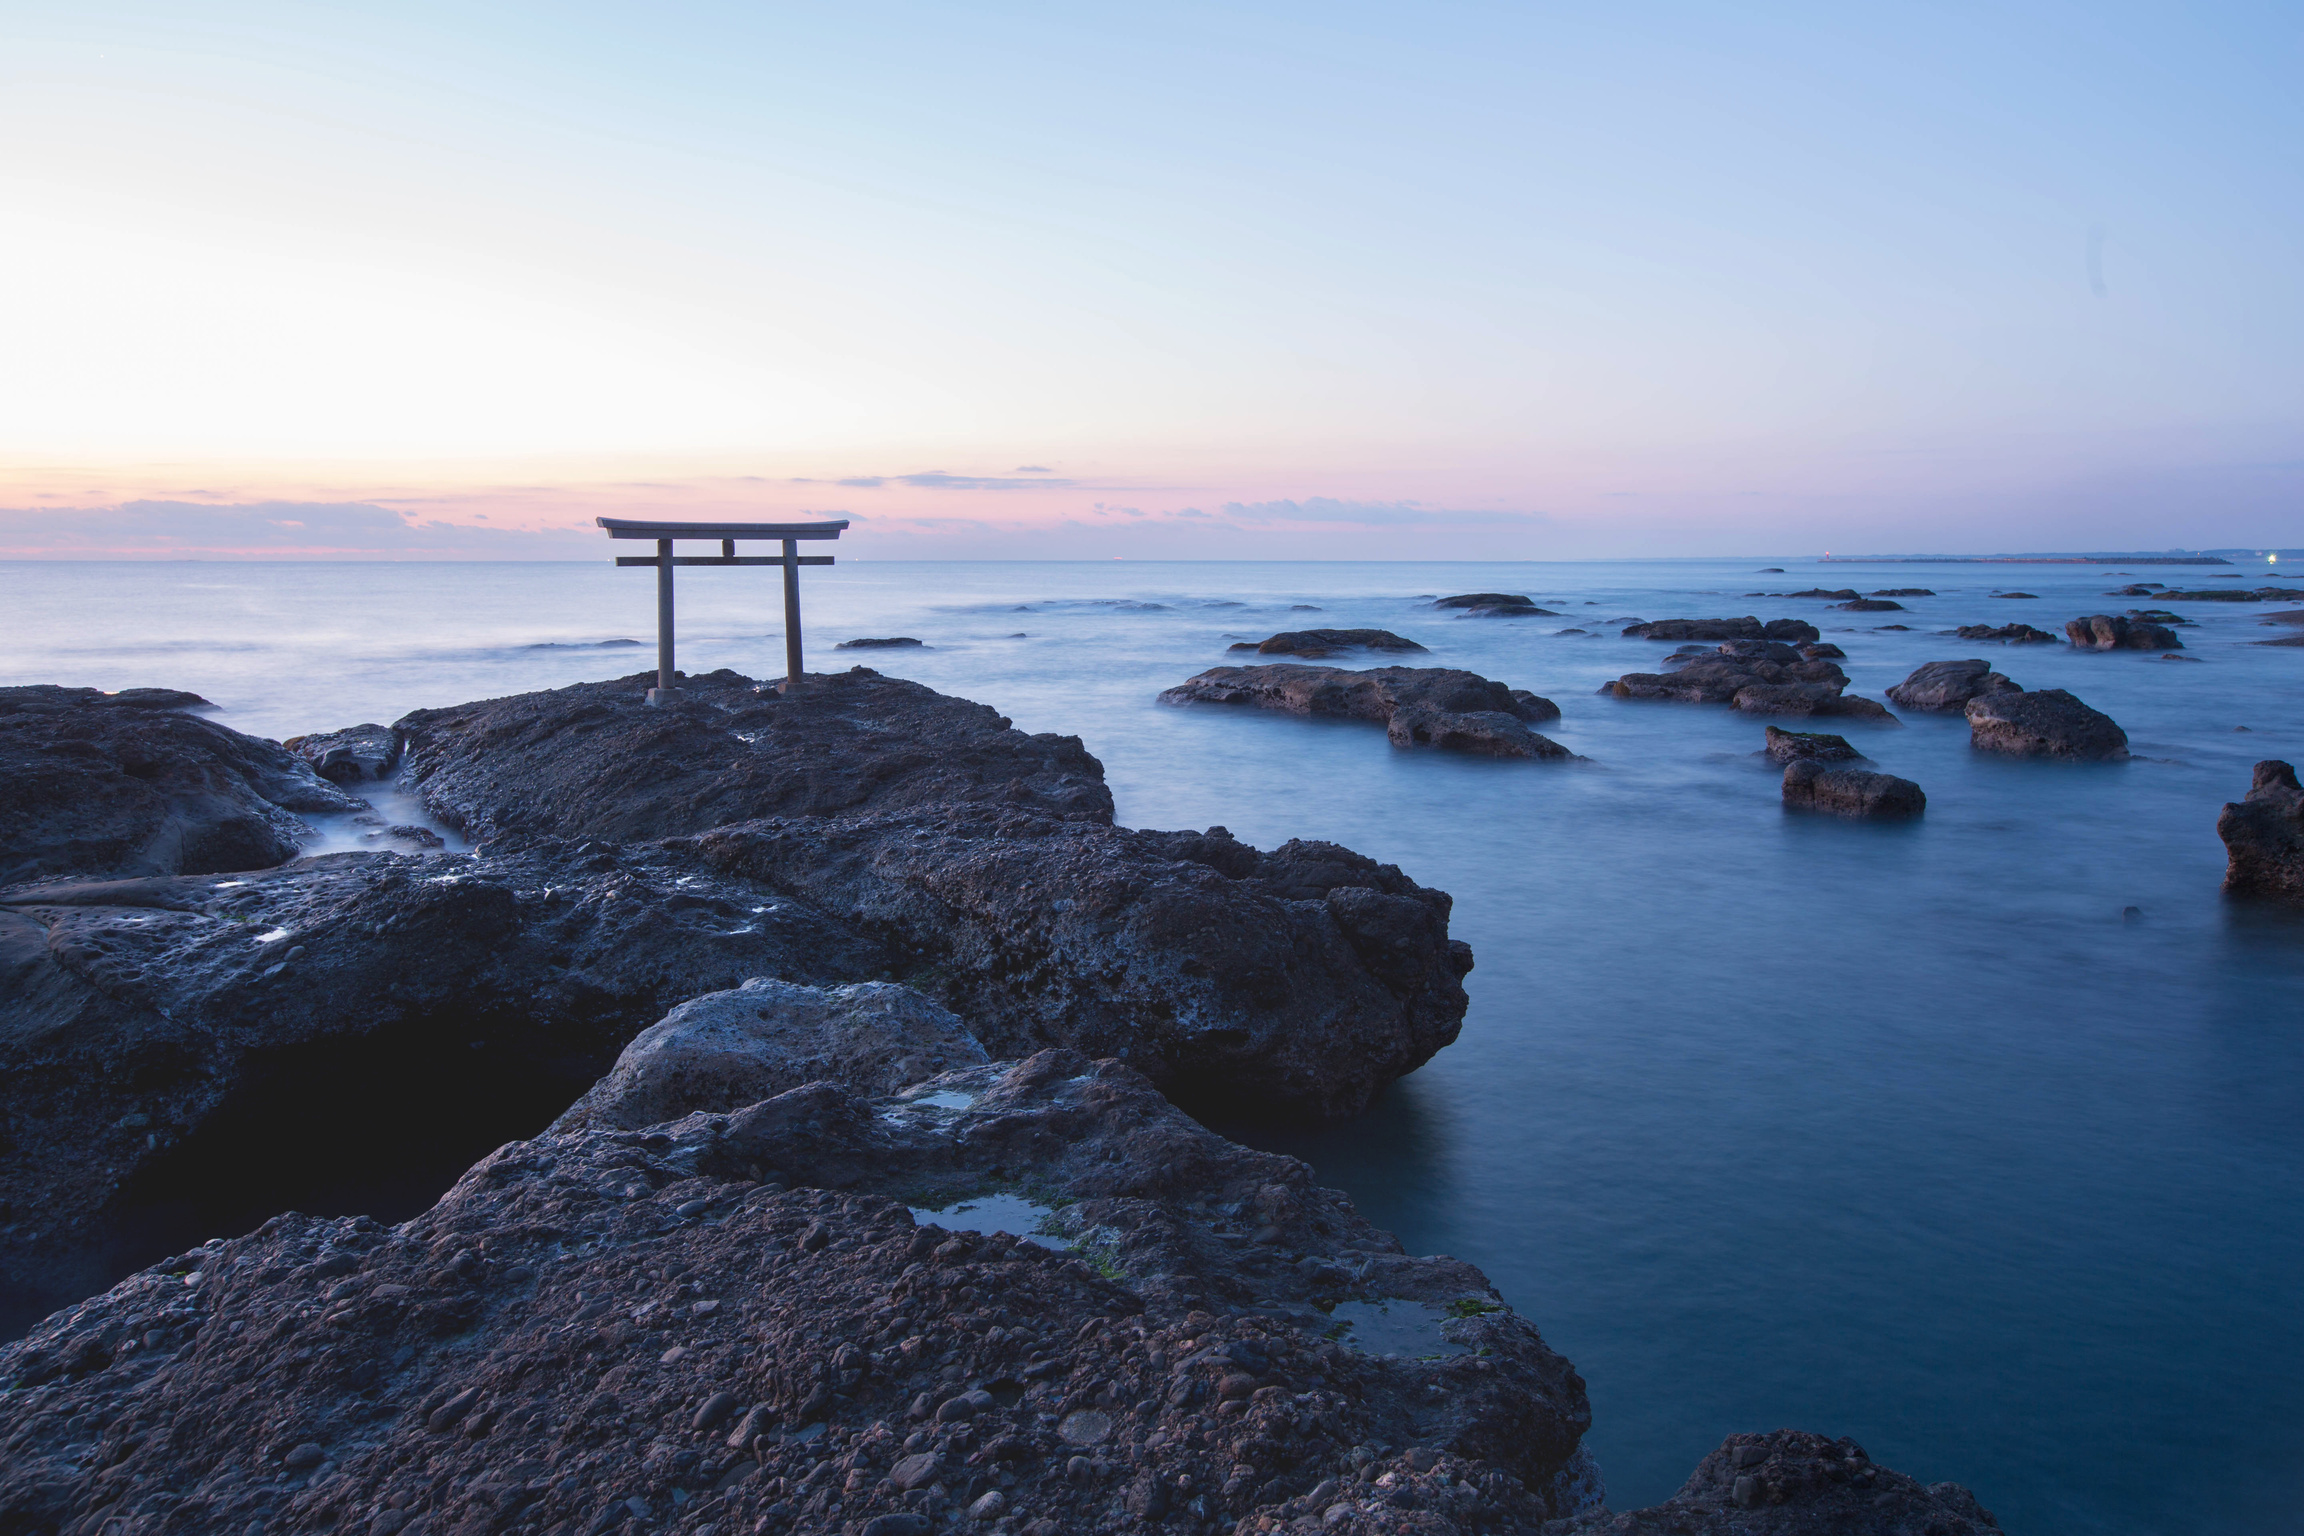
5;557;2300;1534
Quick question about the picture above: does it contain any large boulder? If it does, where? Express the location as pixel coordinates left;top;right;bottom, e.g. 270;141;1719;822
282;723;401;784
0;1051;1597;1536
551;980;988;1132
1621;618;1820;644
1545;1429;1999;1534
0;686;364;885
1161;665;1573;760
2066;615;2183;651
1885;660;2021;712
394;667;1115;846
2218;760;2304;900
1226;629;1429;658
1761;727;1860;764
1782;761;1925;819
1965;689;2129;759
1607;643;1893;721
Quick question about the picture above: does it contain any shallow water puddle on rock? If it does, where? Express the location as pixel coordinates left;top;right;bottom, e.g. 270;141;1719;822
909;1090;977;1111
1325;1299;1471;1359
910;1192;1067;1249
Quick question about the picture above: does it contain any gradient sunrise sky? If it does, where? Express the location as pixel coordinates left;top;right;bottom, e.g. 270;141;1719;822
3;1;2298;558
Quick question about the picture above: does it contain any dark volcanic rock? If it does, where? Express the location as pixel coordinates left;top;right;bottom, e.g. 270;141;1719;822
1762;727;1861;764
2066;614;2183;651
1160;665;1573;760
0;685;365;886
1226;629;1430;658
1781;588;1858;600
2108;583;2163;596
1782;761;1925;818
1966;689;2129;759
0;1051;1596;1536
1621;617;1820;644
1953;623;2059;643
835;637;925;649
1608;643;1892;720
1798;642;1846;660
1885;660;2021;712
1990;591;2039;599
1872;588;1935;597
395;667;1114;845
1545;1429;1999;1534
2218;760;2304;900
2153;586;2304;602
282;723;401;784
1833;598;1904;612
1432;593;1561;617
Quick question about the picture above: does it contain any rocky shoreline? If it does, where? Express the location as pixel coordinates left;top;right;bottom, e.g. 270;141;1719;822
0;670;2005;1535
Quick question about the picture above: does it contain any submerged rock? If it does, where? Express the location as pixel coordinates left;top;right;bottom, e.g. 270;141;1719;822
1160;664;1573;760
1608;642;1892;720
1952;623;2060;643
1990;591;2040;599
2217;760;2304;901
1965;689;2129;759
396;667;1115;844
1225;629;1430;658
2066;615;2183;651
1621;617;1820;644
1546;1429;2000;1534
1762;727;1861;764
1884;660;2021;712
1782;761;1925;819
834;637;925;649
0;1051;1595;1536
282;722;401;784
0;684;364;886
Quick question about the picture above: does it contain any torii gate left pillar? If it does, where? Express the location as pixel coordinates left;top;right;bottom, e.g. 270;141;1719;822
596;517;850;702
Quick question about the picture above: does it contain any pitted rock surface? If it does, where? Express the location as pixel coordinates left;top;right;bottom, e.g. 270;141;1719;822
284;724;403;784
1606;643;1892;721
0;685;363;885
2218;760;2304;900
394;667;1115;846
1160;665;1570;760
1951;623;2059;644
1885;661;2021;713
0;1053;1593;1536
2065;615;2183;651
1543;1430;1999;1535
1781;762;1925;819
1965;689;2129;760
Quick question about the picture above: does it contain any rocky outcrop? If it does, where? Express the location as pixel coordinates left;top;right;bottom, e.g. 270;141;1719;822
1544;1430;1999;1534
2066;615;2183;651
0;685;364;886
1227;630;1429;658
2152;586;2304;602
835;637;924;649
395;667;1116;844
1885;660;2021;712
2217;761;2304;900
1799;642;1846;660
1762;728;1860;764
0;1051;1596;1536
1606;643;1893;720
1833;598;1903;612
1781;589;1857;600
1160;665;1573;760
1433;594;1560;617
1966;689;2129;759
551;980;989;1132
1782;762;1925;818
1953;623;2059;643
1621;618;1820;644
283;723;401;784
1990;592;2039;599
1872;588;1934;597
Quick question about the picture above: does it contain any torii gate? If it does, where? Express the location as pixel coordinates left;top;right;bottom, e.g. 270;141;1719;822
597;516;850;702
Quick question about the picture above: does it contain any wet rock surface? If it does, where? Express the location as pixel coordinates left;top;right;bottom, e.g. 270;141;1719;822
284;724;403;785
1952;623;2059;644
2065;615;2182;651
0;1051;1595;1536
1606;643;1892;721
834;638;925;650
1620;618;1820;644
1761;728;1861;765
1160;665;1572;760
1781;762;1925;819
1226;630;1430;659
395;668;1115;847
1544;1430;2000;1535
0;686;364;886
1965;689;2129;760
1432;594;1560;617
2218;760;2304;901
1833;598;1903;612
1885;660;2021;713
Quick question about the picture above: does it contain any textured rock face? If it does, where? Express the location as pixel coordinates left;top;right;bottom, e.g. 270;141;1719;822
1762;727;1860;764
2218;760;2304;900
1544;1430;2000;1535
0;1052;1594;1536
395;667;1115;846
1953;623;2059;643
1607;643;1892;721
1621;618;1820;644
1160;665;1572;760
1225;630;1429;658
2066;614;2183;651
283;723;402;784
0;685;364;886
692;812;1475;1117
1885;660;2022;712
552;980;989;1133
1966;689;2129;759
1781;762;1925;819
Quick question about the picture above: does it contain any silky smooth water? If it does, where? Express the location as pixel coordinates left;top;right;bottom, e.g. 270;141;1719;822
5;558;2301;1534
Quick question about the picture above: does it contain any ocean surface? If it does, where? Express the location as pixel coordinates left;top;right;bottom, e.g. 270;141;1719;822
5;557;2301;1535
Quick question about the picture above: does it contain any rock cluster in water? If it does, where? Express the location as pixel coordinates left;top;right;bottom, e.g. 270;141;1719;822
1619;618;1820;644
2065;615;2183;651
1161;665;1575;760
1950;623;2058;644
1605;641;1891;720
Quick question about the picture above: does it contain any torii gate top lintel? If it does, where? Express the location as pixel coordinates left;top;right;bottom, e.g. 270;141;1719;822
596;516;850;703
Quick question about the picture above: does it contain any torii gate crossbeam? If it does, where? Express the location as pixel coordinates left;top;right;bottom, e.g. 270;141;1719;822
596;517;850;702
